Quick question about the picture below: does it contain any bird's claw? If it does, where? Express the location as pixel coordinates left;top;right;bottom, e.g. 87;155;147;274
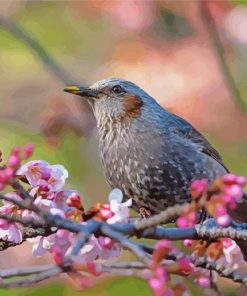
139;207;151;219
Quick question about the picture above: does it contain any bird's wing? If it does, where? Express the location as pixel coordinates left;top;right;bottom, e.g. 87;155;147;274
167;114;229;172
185;128;228;171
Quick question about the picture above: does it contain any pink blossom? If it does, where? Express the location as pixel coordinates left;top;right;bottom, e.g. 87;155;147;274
34;196;56;210
224;184;243;200
0;222;22;243
7;147;21;170
29;237;47;257
98;236;121;260
177;217;187;228
67;235;101;263
17;160;50;187
98;236;113;248
66;192;83;209
197;277;210;287
191;179;207;198
21;209;40;222
79;276;92;288
223;174;246;186
236;176;246;186
51;246;63;265
1;192;22;209
148;267;168;296
222;173;238;185
214;205;226;216
86;262;102;276
30;229;74;257
107;189;132;224
183;239;194;247
216;214;231;226
0;168;14;190
65;234;121;264
49;208;66;217
23;143;34;159
194;268;216;288
99;204;114;220
155;240;172;251
54;190;82;214
176;206;196;228
4;168;14;179
0;145;33;189
47;165;68;192
8;155;20;167
17;161;68;192
177;214;196;228
177;258;193;274
221;238;244;270
148;277;164;295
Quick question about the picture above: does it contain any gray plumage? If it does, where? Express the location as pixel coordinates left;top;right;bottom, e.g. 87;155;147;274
65;78;228;214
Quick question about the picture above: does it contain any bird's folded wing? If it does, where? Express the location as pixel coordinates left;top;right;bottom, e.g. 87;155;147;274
166;114;229;172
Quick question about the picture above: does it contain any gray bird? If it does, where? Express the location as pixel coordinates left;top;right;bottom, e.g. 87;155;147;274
64;78;246;221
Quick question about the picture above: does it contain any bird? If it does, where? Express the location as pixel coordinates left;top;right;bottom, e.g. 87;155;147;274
64;78;246;222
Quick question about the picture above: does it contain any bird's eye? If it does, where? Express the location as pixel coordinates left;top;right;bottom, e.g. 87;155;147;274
112;85;124;94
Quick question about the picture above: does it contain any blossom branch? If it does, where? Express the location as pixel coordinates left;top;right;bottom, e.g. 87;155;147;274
0;264;55;278
0;226;54;251
0;147;246;294
0;265;62;288
0;15;73;85
134;203;190;230
101;224;150;264
103;258;247;287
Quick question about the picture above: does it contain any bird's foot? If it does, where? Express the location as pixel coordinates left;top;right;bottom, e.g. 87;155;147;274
139;207;151;219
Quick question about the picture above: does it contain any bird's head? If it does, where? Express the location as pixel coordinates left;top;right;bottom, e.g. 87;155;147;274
64;78;156;123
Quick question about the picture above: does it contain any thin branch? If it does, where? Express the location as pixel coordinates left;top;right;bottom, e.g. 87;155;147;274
101;224;150;264
195;224;247;241
0;213;44;227
69;220;100;258
103;255;247;287
0;226;54;251
0;265;62;288
0;15;94;121
0;264;55;278
0;15;73;85
134;203;189;230
200;0;247;113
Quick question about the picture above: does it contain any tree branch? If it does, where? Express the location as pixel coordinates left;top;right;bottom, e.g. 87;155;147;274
200;0;247;113
0;15;73;85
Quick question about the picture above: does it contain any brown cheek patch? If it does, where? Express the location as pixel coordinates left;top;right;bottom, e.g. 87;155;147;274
123;94;143;119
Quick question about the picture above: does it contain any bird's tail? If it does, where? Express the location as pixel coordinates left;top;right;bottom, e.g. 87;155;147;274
228;194;247;260
229;193;247;223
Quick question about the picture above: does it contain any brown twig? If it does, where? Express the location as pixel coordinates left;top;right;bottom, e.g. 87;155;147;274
134;203;190;230
0;15;73;85
200;0;247;113
0;265;62;288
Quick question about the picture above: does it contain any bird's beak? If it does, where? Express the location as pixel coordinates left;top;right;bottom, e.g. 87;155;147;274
63;85;97;97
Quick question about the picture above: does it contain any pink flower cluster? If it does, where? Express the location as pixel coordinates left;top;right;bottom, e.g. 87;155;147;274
24;173;131;266
148;240;192;296
0;147;132;272
0;144;33;190
209;174;246;226
148;237;244;292
177;174;246;228
0;145;246;292
184;237;244;287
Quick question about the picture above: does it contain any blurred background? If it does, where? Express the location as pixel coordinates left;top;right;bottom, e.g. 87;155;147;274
0;0;247;295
